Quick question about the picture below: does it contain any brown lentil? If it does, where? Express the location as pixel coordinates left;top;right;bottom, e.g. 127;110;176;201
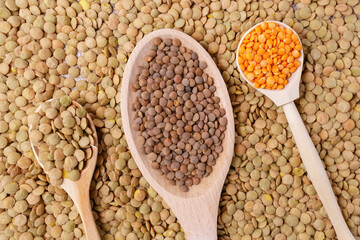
131;37;227;192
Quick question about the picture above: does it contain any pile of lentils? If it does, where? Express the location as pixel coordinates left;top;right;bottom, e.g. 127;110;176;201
29;95;94;186
132;37;228;192
0;0;359;239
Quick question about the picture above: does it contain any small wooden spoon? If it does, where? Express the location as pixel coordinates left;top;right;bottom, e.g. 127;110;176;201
121;29;235;240
29;100;101;240
237;21;355;240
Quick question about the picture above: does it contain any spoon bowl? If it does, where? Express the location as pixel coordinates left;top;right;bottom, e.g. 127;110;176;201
29;100;101;240
121;29;235;240
236;21;304;106
236;21;355;240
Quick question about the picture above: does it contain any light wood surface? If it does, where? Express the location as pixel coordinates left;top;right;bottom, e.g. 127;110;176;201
29;100;101;240
236;21;355;240
120;29;235;239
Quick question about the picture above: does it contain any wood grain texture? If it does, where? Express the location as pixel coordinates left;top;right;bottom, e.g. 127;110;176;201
120;29;235;239
236;21;355;240
29;100;101;240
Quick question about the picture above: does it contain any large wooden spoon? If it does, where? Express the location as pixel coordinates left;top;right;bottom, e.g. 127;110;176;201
236;21;354;240
121;29;235;240
29;100;101;240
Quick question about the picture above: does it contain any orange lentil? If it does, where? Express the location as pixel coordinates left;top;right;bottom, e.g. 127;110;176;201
247;72;255;81
266;65;272;72
258;34;266;43
260;60;267;68
294;44;302;51
278;31;286;40
257;48;266;55
284;45;291;52
254;69;262;75
261;22;268;30
268;22;276;29
287;55;295;63
290;67;297;73
239;47;246;54
272;65;279;73
282;68;290;75
254;55;262;63
238;22;302;89
246;42;254;48
259;77;266;84
263;52;270;59
245;52;254;61
284;37;291;44
278;48;285;55
292;50;301;58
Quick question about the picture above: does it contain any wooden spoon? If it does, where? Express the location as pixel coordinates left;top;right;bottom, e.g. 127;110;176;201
236;21;355;240
121;29;235;240
29;100;101;240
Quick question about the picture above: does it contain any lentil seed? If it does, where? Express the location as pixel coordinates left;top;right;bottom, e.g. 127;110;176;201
0;1;360;239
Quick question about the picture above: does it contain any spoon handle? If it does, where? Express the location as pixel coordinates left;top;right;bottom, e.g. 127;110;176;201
282;102;354;240
187;235;217;240
66;184;101;240
165;192;219;240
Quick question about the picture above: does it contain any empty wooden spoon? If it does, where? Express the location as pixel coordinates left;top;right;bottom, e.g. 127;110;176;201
28;100;101;240
121;29;235;240
237;21;354;240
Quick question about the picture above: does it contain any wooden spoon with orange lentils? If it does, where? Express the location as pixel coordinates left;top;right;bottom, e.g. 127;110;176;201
238;21;302;90
236;22;355;240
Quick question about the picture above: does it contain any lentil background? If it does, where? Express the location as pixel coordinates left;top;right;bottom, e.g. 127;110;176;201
0;0;359;239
